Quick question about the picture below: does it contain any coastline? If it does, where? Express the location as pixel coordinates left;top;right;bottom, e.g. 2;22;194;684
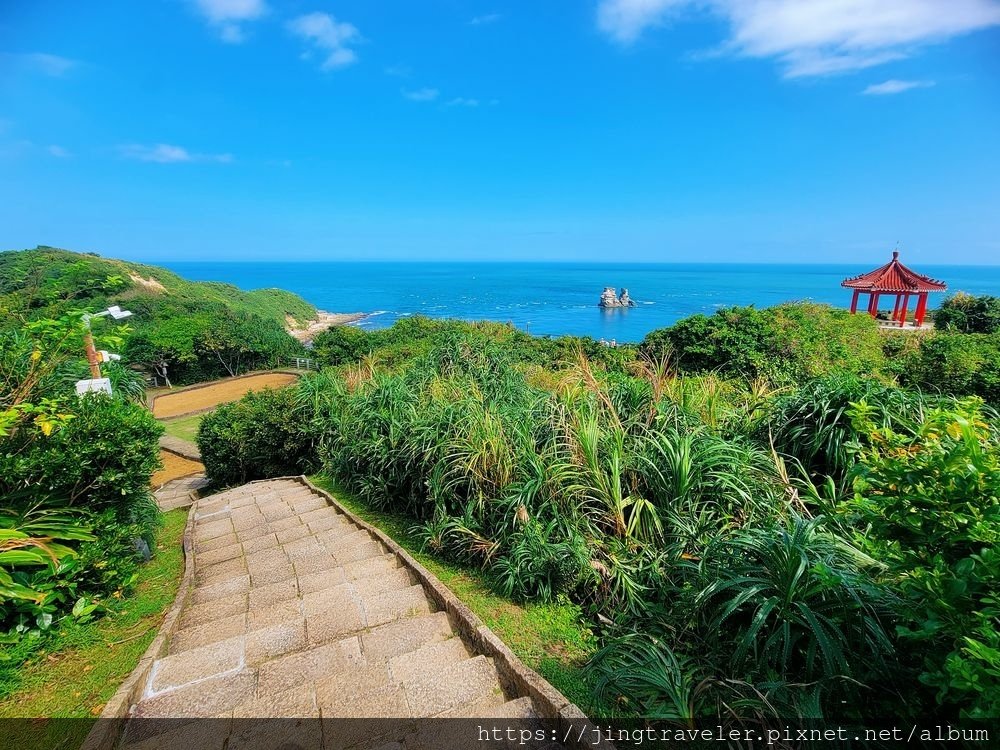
287;310;367;344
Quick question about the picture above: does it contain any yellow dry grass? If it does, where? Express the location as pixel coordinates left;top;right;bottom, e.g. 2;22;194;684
151;450;203;486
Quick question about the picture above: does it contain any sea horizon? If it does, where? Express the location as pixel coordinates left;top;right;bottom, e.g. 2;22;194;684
161;260;1000;343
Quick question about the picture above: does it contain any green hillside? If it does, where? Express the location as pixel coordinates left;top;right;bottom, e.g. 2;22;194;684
0;246;315;384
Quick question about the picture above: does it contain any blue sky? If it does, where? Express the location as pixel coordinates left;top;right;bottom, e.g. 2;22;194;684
1;0;999;263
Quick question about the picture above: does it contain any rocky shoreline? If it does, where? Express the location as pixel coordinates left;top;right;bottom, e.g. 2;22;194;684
287;310;367;344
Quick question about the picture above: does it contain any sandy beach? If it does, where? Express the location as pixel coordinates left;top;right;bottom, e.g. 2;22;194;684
287;310;367;344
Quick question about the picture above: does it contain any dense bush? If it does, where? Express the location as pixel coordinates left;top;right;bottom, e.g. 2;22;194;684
198;387;313;487
894;332;1000;405
1;315;163;648
641;303;885;382
934;293;1000;334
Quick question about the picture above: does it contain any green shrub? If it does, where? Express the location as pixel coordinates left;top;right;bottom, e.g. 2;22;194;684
641;303;885;383
896;332;1000;404
934;293;1000;334
848;398;1000;718
198;387;312;487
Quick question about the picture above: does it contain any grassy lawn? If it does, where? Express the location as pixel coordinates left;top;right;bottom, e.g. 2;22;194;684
309;475;602;715
160;412;205;443
0;509;188;746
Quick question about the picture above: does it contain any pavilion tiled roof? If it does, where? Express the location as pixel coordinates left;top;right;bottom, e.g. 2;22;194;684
841;251;947;293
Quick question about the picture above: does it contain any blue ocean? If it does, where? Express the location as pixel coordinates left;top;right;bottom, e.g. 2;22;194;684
162;262;1000;344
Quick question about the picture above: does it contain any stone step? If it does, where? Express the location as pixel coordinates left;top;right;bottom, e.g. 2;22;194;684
360;611;453;662
437;690;508;718
335;539;385;564
481;696;539;719
388;636;470;684
402;654;503;717
361;584;433;628
350;566;413;599
342;554;399;582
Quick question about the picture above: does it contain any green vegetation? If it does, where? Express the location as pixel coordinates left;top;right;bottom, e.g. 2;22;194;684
1;310;167;683
201;309;1000;722
161;413;205;443
0;246;313;385
0;509;187;717
309;475;599;713
934;292;1000;334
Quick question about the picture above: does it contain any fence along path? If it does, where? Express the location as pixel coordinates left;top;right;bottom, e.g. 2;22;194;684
122;478;566;748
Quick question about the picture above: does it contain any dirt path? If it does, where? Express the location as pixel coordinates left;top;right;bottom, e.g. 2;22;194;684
151;373;299;419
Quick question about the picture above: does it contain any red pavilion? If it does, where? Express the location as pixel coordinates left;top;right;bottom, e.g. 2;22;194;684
842;250;947;328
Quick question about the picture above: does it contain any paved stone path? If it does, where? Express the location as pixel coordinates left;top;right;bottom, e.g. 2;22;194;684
127;478;550;748
154;474;210;511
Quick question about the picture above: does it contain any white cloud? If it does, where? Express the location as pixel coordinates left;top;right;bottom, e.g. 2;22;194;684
47;145;71;158
469;13;502;26
403;87;439;102
447;97;481;107
385;64;412;78
288;12;361;71
596;0;1000;77
862;78;935;95
2;52;78;76
119;143;233;164
193;0;267;43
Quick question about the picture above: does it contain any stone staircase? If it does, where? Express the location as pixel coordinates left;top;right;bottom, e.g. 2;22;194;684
122;478;569;749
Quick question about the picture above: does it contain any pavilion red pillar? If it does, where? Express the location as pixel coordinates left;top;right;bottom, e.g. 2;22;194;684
868;292;881;317
898;293;910;327
915;293;928;327
892;295;902;322
850;289;860;313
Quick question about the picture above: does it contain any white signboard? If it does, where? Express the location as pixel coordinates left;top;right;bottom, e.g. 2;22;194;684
76;378;113;396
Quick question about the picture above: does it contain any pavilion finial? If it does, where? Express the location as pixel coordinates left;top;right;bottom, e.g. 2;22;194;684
892;250;899;260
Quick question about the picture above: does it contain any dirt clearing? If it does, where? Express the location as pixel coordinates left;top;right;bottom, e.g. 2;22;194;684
151;372;298;418
151;450;204;486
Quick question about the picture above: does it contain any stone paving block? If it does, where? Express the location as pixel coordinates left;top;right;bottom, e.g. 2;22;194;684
191;574;250;605
232;685;318;718
436;691;510;719
121;715;230;750
350;567;413;600
323;529;371;552
235;523;273;542
305;602;365;644
171;612;247;652
319;682;410;720
256;636;364;696
196;555;248;586
298;507;335;527
315;662;393;707
245;621;307;667
197;542;243;567
244;547;289;570
334;541;384;565
297;567;348;595
292;553;341;577
133;670;258;719
195;518;235;542
360;612;452;662
149;636;243;694
360;585;432;629
284;538;326;561
241;532;279;553
302;582;357;617
231;513;267;533
229;718;323;750
247;599;302;631
289;497;328;514
305;515;344;534
248;578;299;609
275;525;311;544
248;562;295;586
260;502;290;521
388;637;470;685
180;593;248;629
267;515;302;533
342;555;398;581
315;524;362;545
401;655;500;717
196;532;239;553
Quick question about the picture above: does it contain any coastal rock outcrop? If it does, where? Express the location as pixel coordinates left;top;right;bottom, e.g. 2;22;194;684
598;287;636;308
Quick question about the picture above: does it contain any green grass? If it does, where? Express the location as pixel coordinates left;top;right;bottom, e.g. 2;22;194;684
309;474;602;715
160;412;205;443
0;509;188;746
